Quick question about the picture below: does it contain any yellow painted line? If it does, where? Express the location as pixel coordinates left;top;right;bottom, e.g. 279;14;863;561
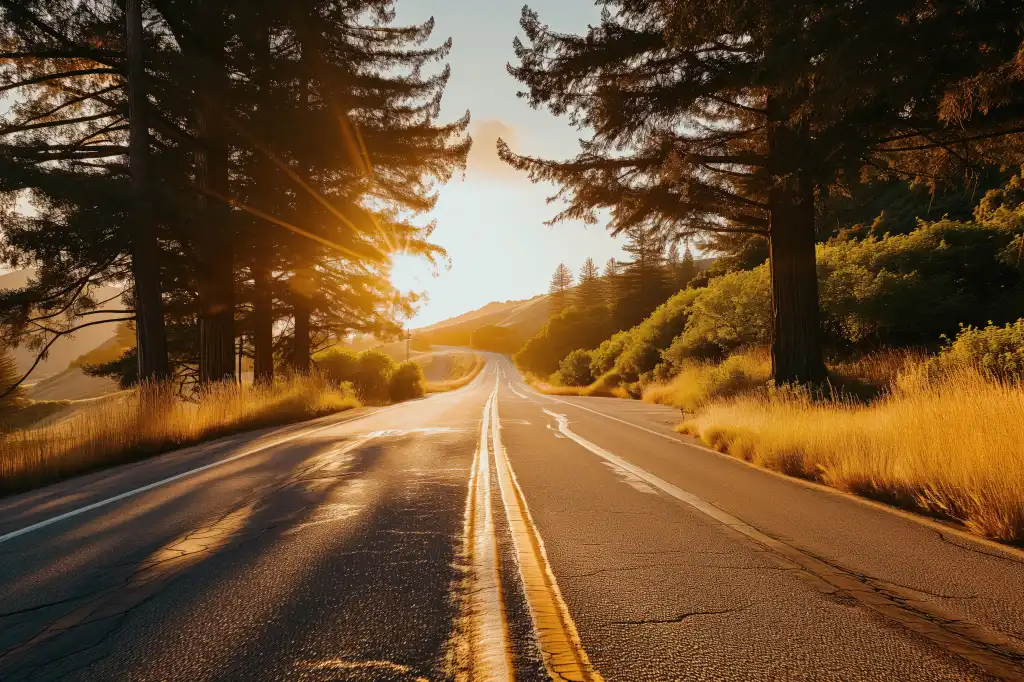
490;389;604;682
459;381;514;681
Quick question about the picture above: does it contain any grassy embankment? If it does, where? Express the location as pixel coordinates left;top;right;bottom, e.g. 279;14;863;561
642;350;1024;545
0;375;357;495
424;352;486;393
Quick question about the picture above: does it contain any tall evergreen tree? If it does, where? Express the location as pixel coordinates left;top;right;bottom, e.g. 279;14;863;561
575;256;600;306
501;0;1024;384
613;227;668;329
0;0;465;394
548;262;574;314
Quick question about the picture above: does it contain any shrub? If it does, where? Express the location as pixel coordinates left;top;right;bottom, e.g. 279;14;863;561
315;347;361;385
928;320;1024;381
556;349;595;387
589;330;633;376
389;361;426;402
817;217;1024;347
613;288;700;383
354;349;396;403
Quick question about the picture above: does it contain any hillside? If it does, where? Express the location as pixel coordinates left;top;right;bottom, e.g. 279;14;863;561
414;294;550;349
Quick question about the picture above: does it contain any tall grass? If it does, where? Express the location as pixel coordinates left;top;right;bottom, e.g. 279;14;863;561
0;375;357;495
643;350;771;412
527;371;630;398
680;365;1024;545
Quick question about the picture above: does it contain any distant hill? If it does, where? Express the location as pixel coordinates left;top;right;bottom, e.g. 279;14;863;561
414;294;550;350
0;270;124;384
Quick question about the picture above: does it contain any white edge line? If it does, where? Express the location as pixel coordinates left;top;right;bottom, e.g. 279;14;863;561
520;364;1024;562
0;399;416;546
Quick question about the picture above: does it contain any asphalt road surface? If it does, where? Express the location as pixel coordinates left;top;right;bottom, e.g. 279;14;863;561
2;354;1023;681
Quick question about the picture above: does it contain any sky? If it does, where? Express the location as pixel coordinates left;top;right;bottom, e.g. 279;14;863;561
389;0;628;328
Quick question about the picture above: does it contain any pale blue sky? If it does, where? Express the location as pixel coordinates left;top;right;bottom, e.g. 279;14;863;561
389;0;628;327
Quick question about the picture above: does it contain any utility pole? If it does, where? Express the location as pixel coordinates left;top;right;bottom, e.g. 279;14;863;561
405;326;411;362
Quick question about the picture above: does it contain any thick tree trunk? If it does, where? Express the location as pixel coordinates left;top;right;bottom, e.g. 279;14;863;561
125;0;170;383
194;0;235;384
291;276;311;373
290;8;314;374
251;11;275;385
252;260;274;383
767;100;826;385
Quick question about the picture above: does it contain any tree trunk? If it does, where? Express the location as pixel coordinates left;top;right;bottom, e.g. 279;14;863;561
291;276;311;373
251;9;275;385
125;0;170;383
194;0;235;384
252;260;274;383
767;99;826;385
290;6;314;374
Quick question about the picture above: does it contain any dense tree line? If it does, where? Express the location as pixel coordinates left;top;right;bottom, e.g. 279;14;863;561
0;0;469;394
517;234;701;375
501;0;1024;385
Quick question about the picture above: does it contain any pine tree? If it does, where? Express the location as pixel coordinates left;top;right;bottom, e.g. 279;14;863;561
0;0;465;394
575;257;600;306
679;246;698;290
613;227;668;329
548;262;574;315
501;0;1024;384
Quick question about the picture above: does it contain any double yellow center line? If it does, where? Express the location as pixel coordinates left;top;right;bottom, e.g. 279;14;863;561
463;377;603;681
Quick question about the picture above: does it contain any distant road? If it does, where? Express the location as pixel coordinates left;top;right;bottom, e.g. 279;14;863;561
2;354;1023;681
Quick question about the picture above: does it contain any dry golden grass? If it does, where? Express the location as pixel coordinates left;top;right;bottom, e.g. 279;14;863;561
528;372;630;399
0;375;357;494
643;350;772;412
425;353;486;393
680;365;1024;545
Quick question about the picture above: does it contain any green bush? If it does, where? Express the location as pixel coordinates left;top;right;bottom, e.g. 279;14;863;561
613;288;700;383
589;330;633;376
656;266;772;378
556;349;595;386
354;349;396;403
314;347;360;385
929;320;1024;381
817;217;1024;347
389;361;426;401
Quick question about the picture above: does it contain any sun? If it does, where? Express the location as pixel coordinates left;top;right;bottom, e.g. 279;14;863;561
389;252;429;294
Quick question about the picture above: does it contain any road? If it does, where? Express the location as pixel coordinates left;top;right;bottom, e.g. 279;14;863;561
1;354;1023;681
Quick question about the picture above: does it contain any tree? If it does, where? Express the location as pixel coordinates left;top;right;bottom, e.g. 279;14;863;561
548;262;574;315
125;0;169;383
667;243;699;292
0;0;464;395
613;227;669;330
575;256;601;306
501;0;1024;384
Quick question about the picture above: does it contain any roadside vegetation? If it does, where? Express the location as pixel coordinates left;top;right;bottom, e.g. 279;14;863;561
0;343;483;494
0;375;357;495
680;359;1024;545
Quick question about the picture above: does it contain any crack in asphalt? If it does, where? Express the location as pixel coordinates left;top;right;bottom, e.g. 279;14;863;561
609;606;750;626
934;530;1024;566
